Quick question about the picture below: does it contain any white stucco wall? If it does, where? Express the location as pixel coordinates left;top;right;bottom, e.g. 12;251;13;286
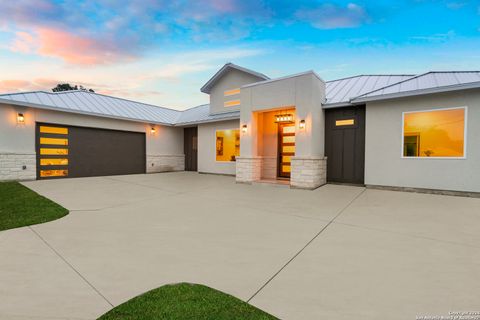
239;72;326;158
365;89;480;192
209;69;265;115
197;119;240;175
0;103;184;180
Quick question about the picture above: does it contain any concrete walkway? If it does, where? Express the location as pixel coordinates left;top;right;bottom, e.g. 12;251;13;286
0;172;479;319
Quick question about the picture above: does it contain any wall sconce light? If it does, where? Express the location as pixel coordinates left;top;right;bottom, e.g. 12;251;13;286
17;113;25;124
150;127;156;134
241;124;247;133
299;119;306;130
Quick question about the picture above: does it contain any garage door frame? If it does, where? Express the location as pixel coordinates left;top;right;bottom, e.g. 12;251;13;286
36;122;146;180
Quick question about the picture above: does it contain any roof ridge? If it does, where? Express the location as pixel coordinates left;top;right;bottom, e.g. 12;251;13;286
352;72;432;99
326;74;416;83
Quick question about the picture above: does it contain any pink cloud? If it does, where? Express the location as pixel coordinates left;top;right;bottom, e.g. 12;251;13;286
9;27;137;65
0;78;58;93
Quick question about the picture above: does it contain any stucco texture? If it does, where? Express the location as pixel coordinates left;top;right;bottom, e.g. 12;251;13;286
365;89;480;192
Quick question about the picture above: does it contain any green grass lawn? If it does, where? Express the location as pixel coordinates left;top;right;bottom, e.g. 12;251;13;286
98;283;278;320
0;181;68;231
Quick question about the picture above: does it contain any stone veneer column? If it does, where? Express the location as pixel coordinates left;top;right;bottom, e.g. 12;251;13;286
236;156;262;183
0;153;36;181
290;156;327;189
146;154;185;173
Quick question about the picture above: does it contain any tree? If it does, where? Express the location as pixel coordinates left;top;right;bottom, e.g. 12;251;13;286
52;83;95;93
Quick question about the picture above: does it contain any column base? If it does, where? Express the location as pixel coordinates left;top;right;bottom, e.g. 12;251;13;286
235;156;262;183
290;156;327;190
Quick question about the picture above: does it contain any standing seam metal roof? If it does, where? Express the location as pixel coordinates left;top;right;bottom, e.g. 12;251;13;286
2;71;480;126
352;71;480;102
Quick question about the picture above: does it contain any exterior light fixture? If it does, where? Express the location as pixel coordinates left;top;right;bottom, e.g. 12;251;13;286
242;124;247;133
299;119;306;130
275;114;294;123
150;127;156;134
17;113;25;124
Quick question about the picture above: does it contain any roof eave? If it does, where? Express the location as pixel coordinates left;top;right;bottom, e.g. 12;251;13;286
352;81;480;103
174;115;240;126
0;98;175;126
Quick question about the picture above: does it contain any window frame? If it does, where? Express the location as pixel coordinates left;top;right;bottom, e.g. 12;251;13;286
215;128;240;163
401;106;468;160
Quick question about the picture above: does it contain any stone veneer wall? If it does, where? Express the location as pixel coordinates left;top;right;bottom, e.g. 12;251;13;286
147;154;185;173
236;156;262;183
0;153;36;181
290;156;327;189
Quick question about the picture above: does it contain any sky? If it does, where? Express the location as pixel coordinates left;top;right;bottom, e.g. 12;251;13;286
0;0;479;110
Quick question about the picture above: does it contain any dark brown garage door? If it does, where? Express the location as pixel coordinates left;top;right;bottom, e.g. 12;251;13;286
36;123;146;179
325;106;365;184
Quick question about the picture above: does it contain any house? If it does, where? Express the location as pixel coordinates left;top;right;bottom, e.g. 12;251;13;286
1;63;479;194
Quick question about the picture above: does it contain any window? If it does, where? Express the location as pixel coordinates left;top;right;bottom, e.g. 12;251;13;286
40;137;68;145
224;100;240;107
336;119;355;126
39;126;68;134
224;88;240;96
216;129;240;162
40;158;68;166
403;107;466;158
40;148;69;155
40;170;68;177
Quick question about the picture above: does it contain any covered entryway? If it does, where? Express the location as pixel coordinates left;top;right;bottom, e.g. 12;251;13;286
325;105;365;184
184;127;198;171
36;123;146;179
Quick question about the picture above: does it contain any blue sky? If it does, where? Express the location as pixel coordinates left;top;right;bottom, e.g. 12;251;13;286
0;0;479;109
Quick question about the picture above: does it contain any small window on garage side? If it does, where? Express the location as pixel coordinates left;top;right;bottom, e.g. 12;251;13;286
403;107;466;158
216;129;240;162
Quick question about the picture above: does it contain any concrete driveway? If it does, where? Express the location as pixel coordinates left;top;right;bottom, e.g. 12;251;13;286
1;172;479;320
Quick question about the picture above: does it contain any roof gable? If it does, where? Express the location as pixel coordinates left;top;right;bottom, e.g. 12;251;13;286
200;63;269;94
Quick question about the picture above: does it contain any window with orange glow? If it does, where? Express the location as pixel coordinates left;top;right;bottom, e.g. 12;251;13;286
40;148;68;155
40;170;68;177
39;126;68;134
216;129;240;162
40;158;68;166
224;100;240;107
403;107;466;158
40;137;69;145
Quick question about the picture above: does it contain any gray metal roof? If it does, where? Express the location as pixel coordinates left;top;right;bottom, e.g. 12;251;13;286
175;104;240;125
200;63;270;94
352;71;480;103
325;75;414;107
0;90;181;125
2;70;480;127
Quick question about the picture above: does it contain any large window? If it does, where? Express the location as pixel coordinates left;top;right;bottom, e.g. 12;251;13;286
216;129;240;162
403;107;466;158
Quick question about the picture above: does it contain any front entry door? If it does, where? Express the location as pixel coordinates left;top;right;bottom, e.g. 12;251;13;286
278;123;295;178
184;127;198;171
325;105;365;184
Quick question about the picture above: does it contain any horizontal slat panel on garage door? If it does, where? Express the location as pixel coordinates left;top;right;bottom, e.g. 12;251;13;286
36;123;146;179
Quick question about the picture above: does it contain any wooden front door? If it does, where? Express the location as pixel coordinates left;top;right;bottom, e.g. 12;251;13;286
278;123;295;178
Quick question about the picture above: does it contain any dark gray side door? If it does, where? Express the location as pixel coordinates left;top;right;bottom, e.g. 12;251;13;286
184;127;198;171
324;105;366;184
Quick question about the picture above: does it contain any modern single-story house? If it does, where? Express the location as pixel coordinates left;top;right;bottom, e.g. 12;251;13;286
1;63;479;194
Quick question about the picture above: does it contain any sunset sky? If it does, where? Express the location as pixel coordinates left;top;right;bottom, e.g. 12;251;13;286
0;0;479;110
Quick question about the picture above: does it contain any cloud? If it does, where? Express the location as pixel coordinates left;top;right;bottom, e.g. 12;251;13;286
8;27;137;65
295;3;369;29
0;78;58;92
